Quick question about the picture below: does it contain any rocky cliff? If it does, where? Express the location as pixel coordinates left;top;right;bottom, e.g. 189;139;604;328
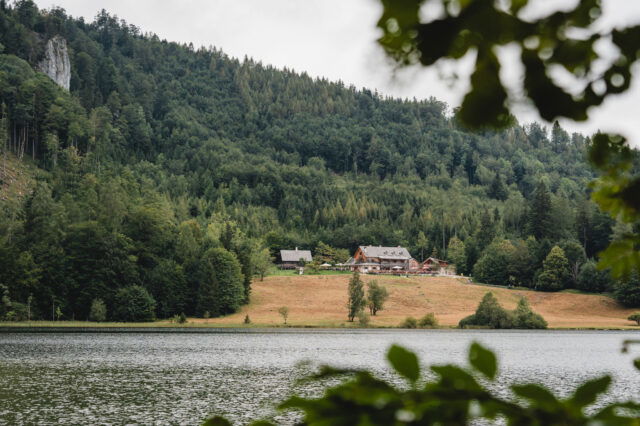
38;35;70;90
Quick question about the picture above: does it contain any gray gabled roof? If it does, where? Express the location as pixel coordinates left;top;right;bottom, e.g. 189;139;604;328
280;249;312;262
360;245;411;260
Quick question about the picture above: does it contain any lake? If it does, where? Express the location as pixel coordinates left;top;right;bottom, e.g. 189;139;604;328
1;329;639;424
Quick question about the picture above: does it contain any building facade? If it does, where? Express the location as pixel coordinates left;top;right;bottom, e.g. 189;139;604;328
346;245;414;273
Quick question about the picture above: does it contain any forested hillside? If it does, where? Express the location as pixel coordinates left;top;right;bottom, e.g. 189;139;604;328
0;1;637;321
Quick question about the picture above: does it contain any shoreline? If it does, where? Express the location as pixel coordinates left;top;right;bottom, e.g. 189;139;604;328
1;322;639;332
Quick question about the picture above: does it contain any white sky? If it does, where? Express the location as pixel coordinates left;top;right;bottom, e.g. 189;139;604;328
33;0;640;144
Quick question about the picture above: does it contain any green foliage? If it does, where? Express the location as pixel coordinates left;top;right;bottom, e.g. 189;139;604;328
528;181;554;241
377;0;640;127
628;312;640;325
577;261;612;293
447;236;466;275
366;280;388;316
459;292;513;329
488;173;508;201
468;342;497;380
614;275;640;308
512;298;547;329
399;316;417;329
252;247;272;281
89;298;106;322
536;246;570;292
196;248;245;317
387;344;420;383
377;0;640;299
347;271;365;322
417;312;438;327
209;343;640;425
472;239;516;286
460;293;547;330
589;136;640;280
113;285;156;322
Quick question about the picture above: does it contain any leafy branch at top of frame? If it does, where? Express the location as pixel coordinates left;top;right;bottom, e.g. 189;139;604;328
377;0;640;129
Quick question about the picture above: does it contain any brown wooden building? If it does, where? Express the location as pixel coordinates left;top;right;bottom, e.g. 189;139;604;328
420;257;450;274
346;245;415;272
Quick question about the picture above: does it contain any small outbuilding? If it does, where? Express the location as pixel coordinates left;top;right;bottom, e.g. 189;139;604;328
279;247;313;269
420;257;450;275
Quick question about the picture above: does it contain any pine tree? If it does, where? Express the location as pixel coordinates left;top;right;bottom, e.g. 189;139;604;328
347;271;365;322
488;173;508;200
527;181;553;240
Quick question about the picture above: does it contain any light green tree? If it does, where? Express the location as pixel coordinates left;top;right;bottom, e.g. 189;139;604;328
366;280;389;316
347;271;366;322
447;236;466;275
536;246;570;292
252;247;273;281
89;298;107;322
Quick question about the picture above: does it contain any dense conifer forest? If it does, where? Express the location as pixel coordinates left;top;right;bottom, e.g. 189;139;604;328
0;1;638;321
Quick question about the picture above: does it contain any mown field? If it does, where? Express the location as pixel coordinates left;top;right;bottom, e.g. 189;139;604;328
196;275;638;329
2;275;637;329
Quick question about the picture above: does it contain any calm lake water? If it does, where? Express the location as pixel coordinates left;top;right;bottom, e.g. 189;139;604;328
1;329;639;425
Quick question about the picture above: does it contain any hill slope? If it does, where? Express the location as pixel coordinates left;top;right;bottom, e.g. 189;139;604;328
0;2;634;322
204;275;636;328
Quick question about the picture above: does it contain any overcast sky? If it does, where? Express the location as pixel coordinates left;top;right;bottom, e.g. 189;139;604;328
33;0;640;143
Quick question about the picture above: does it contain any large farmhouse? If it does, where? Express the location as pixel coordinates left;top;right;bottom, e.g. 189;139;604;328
346;245;415;273
279;248;312;269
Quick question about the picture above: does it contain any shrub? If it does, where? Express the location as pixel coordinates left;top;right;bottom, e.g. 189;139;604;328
614;275;640;307
278;306;289;324
628;312;640;325
5;302;28;322
244;314;251;324
113;286;156;322
400;316;417;329
418;312;438;327
89;298;107;322
470;292;513;328
460;293;547;329
178;312;187;324
512;298;547;329
357;311;370;327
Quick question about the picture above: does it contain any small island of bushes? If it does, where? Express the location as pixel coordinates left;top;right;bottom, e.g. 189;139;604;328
459;292;547;329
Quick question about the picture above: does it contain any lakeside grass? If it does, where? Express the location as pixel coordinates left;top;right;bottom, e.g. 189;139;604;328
0;320;637;330
267;269;352;276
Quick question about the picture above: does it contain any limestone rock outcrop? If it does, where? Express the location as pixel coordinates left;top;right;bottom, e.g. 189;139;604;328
38;35;70;90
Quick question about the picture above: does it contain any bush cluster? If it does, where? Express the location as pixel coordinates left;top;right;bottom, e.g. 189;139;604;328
459;292;547;329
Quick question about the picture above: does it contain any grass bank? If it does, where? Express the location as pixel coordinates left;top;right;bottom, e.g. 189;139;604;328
2;276;638;330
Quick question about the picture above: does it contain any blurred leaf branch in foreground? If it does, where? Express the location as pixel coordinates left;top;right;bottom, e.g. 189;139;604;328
377;0;640;279
205;342;640;425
